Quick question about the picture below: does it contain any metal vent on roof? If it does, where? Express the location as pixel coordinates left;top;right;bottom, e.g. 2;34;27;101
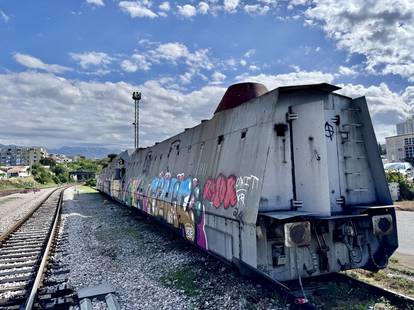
214;82;268;114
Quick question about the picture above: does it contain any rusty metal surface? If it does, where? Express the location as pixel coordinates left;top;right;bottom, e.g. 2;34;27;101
214;82;268;114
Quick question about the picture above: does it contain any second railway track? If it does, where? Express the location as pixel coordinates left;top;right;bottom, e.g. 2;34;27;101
0;187;68;309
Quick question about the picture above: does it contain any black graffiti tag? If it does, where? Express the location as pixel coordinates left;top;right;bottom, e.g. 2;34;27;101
325;122;334;141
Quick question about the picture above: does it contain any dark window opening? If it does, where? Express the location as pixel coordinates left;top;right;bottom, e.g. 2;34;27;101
241;131;247;139
167;147;172;158
218;135;224;145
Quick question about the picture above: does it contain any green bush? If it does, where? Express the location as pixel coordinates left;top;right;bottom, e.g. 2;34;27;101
386;171;414;200
31;164;54;185
85;178;96;187
51;164;69;183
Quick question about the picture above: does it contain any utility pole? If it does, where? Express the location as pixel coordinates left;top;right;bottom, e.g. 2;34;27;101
132;91;141;149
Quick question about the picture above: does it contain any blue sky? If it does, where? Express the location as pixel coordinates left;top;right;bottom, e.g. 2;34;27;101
0;0;413;149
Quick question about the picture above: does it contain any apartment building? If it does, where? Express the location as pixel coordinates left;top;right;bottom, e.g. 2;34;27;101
0;146;47;166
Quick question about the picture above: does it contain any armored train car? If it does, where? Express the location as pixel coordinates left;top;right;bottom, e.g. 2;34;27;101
97;82;398;282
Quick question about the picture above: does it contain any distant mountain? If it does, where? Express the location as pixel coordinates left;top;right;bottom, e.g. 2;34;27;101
49;146;121;159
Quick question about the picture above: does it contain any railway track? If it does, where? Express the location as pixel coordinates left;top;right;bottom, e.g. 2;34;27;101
0;187;70;309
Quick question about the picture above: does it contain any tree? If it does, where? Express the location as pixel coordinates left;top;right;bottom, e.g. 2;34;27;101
40;157;56;167
31;164;54;184
107;154;117;162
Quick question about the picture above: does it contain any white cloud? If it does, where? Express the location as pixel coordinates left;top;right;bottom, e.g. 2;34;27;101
14;53;71;74
236;70;335;89
180;71;194;84
337;82;412;141
153;42;212;70
155;42;190;61
211;71;226;84
224;0;240;12
244;49;255;58
119;1;158;18
0;71;225;149
70;51;113;69
177;4;197;17
86;0;104;6
305;0;414;81
338;65;357;77
244;4;270;15
121;54;151;72
1;66;411;147
159;1;170;11
198;2;209;14
120;60;138;73
0;10;9;22
236;70;412;141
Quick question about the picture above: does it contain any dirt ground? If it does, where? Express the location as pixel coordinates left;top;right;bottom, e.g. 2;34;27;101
395;201;414;211
348;252;414;300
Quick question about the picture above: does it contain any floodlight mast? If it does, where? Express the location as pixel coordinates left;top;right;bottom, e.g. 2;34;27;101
132;91;141;149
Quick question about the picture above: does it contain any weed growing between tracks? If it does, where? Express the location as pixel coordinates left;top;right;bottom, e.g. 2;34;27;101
347;268;414;299
310;281;399;309
160;266;199;296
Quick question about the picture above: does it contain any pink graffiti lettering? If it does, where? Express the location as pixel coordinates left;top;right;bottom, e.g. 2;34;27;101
224;175;237;208
203;174;237;209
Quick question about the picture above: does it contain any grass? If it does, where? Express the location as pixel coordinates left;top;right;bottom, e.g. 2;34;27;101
160;266;199;296
346;261;414;299
76;185;98;194
124;227;140;240
0;177;56;191
309;280;394;309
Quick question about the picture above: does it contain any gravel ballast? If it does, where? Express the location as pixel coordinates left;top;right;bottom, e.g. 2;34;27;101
61;187;283;310
0;187;56;235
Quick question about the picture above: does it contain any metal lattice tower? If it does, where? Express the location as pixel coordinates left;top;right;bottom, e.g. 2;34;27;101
132;91;141;149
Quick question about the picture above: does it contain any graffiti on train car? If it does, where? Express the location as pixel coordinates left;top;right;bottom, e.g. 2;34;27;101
120;171;260;250
202;174;237;209
132;171;208;249
233;175;260;218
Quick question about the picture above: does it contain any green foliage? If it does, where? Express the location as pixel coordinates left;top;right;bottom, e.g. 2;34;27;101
0;177;36;189
385;171;414;200
51;164;68;183
31;164;54;185
85;178;96;187
40;157;56;167
107;153;117;162
66;158;102;173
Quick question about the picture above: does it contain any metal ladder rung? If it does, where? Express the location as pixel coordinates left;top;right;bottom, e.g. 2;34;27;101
343;123;362;128
343;155;366;159
345;172;361;175
341;108;361;112
347;188;368;192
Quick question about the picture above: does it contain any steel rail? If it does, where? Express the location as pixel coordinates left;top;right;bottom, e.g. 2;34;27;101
24;188;65;310
0;187;62;244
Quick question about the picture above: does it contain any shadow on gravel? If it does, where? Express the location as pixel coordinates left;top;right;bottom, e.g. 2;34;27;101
90;193;409;310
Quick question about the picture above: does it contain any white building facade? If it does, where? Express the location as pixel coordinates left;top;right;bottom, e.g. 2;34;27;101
385;133;414;161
